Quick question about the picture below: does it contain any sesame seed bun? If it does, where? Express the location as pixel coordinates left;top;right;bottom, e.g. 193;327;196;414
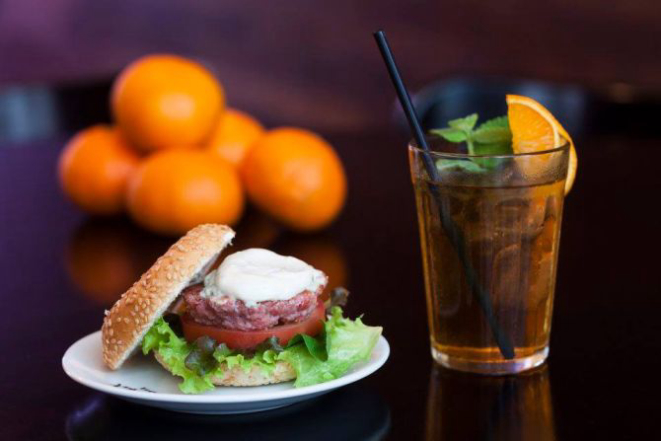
154;352;296;386
101;224;235;370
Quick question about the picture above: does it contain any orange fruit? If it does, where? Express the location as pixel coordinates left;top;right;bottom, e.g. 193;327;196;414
58;125;141;215
242;128;347;232
127;150;244;235
506;94;578;194
112;54;224;152
205;109;265;168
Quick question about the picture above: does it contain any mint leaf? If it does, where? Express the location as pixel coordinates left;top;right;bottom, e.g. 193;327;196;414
471;142;512;169
472;127;511;144
476;115;509;130
472;142;512;156
472;116;511;145
430;113;479;155
436;159;485;173
429;128;467;143
448;114;478;132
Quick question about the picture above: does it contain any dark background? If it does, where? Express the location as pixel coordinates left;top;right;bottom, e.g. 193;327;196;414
1;1;661;440
2;0;661;134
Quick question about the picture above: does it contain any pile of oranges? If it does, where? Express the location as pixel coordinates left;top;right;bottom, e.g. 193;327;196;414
59;54;347;235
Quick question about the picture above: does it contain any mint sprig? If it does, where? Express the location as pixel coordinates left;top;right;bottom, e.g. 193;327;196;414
471;116;511;144
448;113;478;132
436;159;485;173
429;114;478;150
429;114;514;172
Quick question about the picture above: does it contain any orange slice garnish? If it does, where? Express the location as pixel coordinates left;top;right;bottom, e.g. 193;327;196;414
506;94;577;194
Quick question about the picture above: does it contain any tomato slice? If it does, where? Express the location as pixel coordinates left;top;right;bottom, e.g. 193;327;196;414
181;301;326;350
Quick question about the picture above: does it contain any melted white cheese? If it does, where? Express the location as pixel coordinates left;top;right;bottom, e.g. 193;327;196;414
202;248;326;306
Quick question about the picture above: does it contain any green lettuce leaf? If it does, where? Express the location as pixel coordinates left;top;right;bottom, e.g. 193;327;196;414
141;308;382;393
278;307;382;387
184;336;218;376
212;346;279;376
142;317;215;394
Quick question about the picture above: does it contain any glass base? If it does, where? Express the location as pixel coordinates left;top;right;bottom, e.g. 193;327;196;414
431;346;549;375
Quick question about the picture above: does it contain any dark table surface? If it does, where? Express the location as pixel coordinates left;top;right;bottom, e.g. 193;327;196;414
1;79;660;441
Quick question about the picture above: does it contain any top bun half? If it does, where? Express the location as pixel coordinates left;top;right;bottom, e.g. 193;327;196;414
101;224;235;370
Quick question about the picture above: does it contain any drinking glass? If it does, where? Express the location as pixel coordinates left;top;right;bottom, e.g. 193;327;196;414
409;137;569;374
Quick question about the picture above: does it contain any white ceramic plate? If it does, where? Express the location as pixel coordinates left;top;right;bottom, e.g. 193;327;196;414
62;331;390;414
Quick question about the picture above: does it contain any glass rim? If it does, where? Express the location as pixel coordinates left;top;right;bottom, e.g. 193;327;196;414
408;137;570;159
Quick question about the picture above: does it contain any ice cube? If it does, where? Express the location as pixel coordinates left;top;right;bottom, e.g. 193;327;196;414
522;198;547;239
528;219;557;305
528;251;554;306
491;243;525;310
545;195;561;221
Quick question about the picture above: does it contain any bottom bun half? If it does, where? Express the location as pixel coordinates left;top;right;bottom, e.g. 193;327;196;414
153;352;296;387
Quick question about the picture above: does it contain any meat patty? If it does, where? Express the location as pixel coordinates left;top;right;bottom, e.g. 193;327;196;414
183;284;322;331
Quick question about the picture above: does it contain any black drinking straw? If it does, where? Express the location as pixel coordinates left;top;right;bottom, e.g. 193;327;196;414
373;30;515;359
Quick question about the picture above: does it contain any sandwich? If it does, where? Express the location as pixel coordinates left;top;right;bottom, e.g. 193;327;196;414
102;224;382;393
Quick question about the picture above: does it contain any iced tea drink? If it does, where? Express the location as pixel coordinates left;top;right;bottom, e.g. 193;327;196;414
410;138;569;374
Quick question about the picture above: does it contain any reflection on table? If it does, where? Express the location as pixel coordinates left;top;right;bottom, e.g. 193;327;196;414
426;365;556;440
66;385;390;441
64;209;347;306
